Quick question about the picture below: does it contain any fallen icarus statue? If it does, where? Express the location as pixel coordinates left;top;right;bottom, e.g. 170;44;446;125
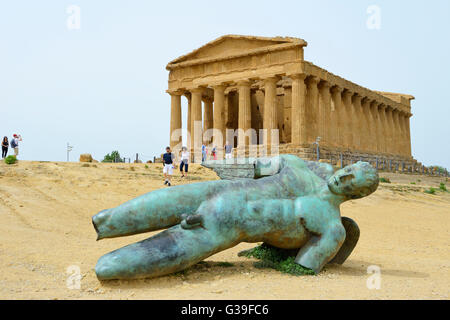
92;154;378;280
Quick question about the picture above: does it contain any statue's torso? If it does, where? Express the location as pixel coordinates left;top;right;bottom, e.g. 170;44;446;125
241;194;340;249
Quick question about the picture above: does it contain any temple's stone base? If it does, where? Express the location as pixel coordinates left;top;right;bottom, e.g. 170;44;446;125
231;143;419;172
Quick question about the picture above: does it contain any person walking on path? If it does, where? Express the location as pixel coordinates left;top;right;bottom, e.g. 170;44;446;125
1;136;8;158
201;143;207;162
162;146;174;187
224;141;233;159
11;134;22;158
211;146;217;160
179;146;189;178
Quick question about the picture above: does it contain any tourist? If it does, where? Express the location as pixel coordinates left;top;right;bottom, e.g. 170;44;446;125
162;146;174;186
224;141;233;159
11;134;22;158
201;143;207;162
1;136;8;158
211;146;217;160
179;146;189;178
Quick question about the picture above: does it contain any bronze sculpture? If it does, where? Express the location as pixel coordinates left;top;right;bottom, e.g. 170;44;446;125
92;155;378;280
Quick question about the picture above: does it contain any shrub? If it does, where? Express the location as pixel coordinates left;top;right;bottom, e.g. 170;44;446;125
410;182;416;185
4;155;17;165
425;187;436;195
439;183;447;192
145;165;149;169
238;244;315;276
102;151;124;163
379;177;391;183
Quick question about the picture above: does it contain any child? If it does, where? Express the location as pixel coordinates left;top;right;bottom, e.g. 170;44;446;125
162;146;174;186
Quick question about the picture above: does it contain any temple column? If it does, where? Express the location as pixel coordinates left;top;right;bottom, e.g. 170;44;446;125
212;85;226;148
342;90;354;150
282;84;292;143
183;92;192;150
378;104;388;154
392;110;401;156
318;81;332;147
306;76;320;144
398;111;406;156
290;73;307;146
191;87;203;162
361;97;372;153
369;100;380;153
385;107;394;154
351;93;363;151
169;91;182;149
404;113;412;157
237;80;252;147
263;76;278;146
203;96;213;144
330;86;344;149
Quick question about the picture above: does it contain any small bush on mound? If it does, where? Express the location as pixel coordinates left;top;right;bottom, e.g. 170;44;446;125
410;182;416;185
4;155;17;165
425;187;436;195
238;244;315;276
379;177;391;183
439;183;447;192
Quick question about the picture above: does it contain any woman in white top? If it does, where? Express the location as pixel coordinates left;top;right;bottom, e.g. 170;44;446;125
179;146;190;178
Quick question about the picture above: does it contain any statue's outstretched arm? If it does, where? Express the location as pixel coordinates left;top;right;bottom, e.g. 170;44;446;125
202;156;283;180
294;222;346;274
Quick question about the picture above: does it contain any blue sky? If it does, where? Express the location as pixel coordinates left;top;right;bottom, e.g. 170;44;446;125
1;1;449;168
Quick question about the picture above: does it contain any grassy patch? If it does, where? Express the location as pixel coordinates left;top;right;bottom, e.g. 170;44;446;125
410;182;416;185
238;244;315;276
425;187;436;195
216;262;234;268
4;155;17;165
439;183;447;192
145;165;149;169
379;177;391;183
173;269;188;277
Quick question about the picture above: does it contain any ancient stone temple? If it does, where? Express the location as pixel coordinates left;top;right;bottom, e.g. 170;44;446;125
166;35;416;166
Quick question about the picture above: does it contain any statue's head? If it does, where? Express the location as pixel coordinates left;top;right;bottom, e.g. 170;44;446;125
328;161;379;199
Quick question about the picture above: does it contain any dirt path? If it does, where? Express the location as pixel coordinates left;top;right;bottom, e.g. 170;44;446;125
0;161;448;299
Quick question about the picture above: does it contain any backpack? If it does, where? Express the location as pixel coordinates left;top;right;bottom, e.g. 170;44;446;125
10;139;17;148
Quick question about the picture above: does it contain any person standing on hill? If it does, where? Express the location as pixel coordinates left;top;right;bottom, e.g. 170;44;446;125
1;136;8;158
224;141;233;159
201;143;207;162
179;146;189;178
211;146;217;160
10;134;22;158
162;146;174;187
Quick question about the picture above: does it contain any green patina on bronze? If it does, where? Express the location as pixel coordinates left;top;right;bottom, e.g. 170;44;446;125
92;155;378;280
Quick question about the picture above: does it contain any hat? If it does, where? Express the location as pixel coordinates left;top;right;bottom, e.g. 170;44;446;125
13;134;17;137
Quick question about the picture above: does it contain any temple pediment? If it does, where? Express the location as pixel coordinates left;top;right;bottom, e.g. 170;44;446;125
166;35;306;69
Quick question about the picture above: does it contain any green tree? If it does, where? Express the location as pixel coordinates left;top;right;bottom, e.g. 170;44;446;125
102;150;124;163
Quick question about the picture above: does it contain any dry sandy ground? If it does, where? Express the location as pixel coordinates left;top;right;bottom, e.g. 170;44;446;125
0;160;449;300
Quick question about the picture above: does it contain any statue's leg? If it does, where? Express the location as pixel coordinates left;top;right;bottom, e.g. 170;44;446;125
92;180;228;240
329;217;360;264
95;223;237;280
